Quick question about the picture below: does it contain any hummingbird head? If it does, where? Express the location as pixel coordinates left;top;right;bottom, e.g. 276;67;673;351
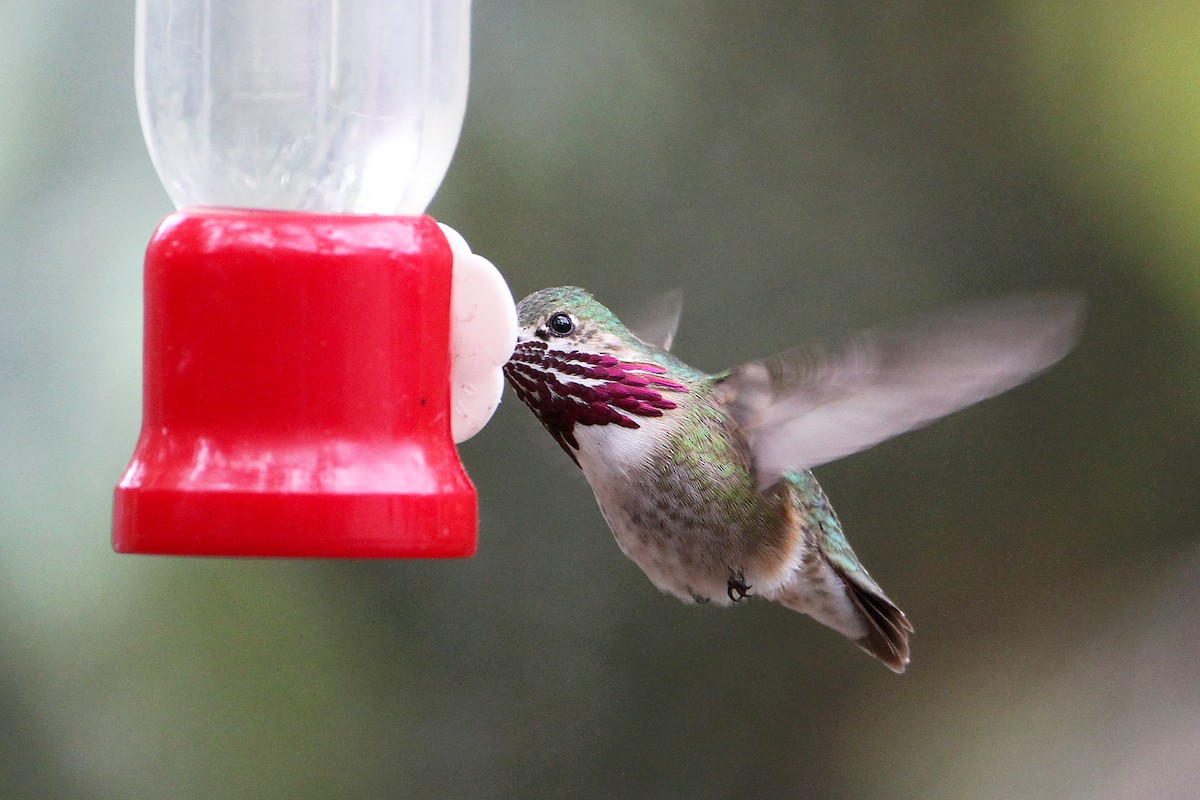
503;286;689;461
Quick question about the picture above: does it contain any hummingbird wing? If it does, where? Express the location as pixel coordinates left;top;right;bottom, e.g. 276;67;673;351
715;292;1084;491
627;288;684;351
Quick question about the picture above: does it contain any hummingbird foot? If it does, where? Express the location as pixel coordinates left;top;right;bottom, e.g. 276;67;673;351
727;573;752;603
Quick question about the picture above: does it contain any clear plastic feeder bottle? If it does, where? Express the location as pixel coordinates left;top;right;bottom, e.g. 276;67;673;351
114;0;488;557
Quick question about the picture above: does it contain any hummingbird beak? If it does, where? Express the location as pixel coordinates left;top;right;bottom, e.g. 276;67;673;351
516;324;546;344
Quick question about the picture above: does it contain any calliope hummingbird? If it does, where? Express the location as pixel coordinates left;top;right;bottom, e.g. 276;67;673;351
503;287;1082;672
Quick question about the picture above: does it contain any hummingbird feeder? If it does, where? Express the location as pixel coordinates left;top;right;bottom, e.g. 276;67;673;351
114;0;515;558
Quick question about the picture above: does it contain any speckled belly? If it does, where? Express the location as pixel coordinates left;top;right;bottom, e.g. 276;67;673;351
573;404;798;604
587;458;796;605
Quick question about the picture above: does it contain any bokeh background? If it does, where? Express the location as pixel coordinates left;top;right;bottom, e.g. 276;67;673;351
3;1;1199;798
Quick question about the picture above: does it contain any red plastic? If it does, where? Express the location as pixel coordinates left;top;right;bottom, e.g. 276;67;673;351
113;208;477;557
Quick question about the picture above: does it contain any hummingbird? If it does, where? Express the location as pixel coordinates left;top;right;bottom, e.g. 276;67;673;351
503;287;1082;672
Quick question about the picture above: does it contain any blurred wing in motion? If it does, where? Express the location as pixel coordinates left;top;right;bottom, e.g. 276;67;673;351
627;288;684;352
716;293;1085;491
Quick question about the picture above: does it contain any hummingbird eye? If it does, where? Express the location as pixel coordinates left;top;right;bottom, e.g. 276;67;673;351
547;312;574;336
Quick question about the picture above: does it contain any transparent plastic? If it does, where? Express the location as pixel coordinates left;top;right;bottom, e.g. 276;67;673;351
136;0;471;214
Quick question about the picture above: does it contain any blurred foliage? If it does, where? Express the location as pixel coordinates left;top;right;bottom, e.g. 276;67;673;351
1015;0;1200;315
1;1;1197;798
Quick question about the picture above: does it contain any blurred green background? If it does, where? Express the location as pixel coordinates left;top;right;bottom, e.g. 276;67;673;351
3;1;1198;798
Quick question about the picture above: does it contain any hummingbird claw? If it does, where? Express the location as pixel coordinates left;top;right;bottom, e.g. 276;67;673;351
727;574;752;602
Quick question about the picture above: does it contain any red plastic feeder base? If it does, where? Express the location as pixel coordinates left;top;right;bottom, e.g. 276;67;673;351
113;209;477;558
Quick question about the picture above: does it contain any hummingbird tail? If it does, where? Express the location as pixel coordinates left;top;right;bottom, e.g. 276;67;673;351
770;553;913;673
832;563;912;673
